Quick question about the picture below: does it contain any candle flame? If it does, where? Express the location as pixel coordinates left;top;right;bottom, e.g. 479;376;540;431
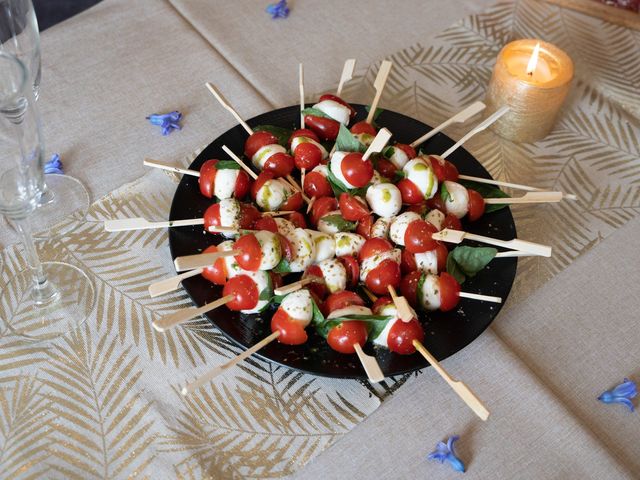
526;42;541;76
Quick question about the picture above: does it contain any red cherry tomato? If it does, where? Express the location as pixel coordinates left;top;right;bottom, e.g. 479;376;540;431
404;219;438;254
397;178;424;204
406;203;428;216
222;274;259;311
388;319;424;354
234;234;263;271
372;296;393;312
250;171;275;200
244;131;279;159
253;216;278;232
323;290;365;316
203;203;221;231
239;203;261;229
304;115;340;141
310;196;338;226
401;248;417;274
271;308;308;345
277;233;294;261
281;192;304;212
341;153;374;188
426;196;446;212
438;272;461;312
305;264;328;299
356;214;374;239
337;255;360;288
350;121;377;136
365;259;401;296
395;143;417;159
327;321;368;354
270;272;284;290
435;243;448;272
303;171;332;198
319;93;356;119
198;159;218;199
294;142;323;170
339;193;370;222
264;152;294;177
400;270;423;308
288;128;319;146
376;158;398;180
466;189;485;222
427;155;459;182
287;211;307;229
234;170;251;199
201;245;227;285
442;213;462;231
358;237;393;263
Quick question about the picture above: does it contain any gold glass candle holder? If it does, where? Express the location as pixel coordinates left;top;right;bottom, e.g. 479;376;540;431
485;39;574;143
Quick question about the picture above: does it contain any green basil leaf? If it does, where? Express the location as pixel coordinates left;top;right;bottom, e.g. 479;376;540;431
364;105;384;127
446;246;497;284
382;146;395;158
336;124;366;153
258;273;274;301
273;258;291;273
326;166;349;197
214;160;241;170
329;314;392;322
446;255;466;284
311;299;325;326
457;179;510;213
440;182;452;202
321;214;356;232
254;125;294;147
271;294;286;305
301;107;331;119
393;170;406;182
416;272;426;310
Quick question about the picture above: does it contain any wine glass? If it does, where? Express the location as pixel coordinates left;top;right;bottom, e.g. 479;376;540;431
0;0;90;239
0;52;94;340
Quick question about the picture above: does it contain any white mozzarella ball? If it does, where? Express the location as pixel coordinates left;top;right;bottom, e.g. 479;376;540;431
291;136;329;160
327;305;372;319
241;270;272;314
254;230;282;270
443;181;470;219
273;217;295;238
312;99;351;125
366;183;402;218
334;232;366;257
213;168;240;200
252;144;286;170
217;240;242;278
360;248;401;282
425;209;445;231
371;217;391;239
311;164;329;176
372;302;399;348
388;146;410;169
353;132;374;146
419;274;441;311
414;250;439;275
218;198;241;238
288;228;316;272
389;212;421;246
281;289;313;327
370;170;385;185
403;157;438;199
317;210;343;234
255;178;294;212
317;258;347;293
306;230;336;262
329;151;357;189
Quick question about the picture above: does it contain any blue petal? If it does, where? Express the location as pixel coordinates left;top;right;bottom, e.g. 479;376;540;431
428;436;465;472
612;379;637;398
446;453;466;473
266;0;289;19
427;452;447;463
147;111;183;135
447;435;460;454
44;153;64;174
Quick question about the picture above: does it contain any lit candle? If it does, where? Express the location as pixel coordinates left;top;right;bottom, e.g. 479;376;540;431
485;39;574;143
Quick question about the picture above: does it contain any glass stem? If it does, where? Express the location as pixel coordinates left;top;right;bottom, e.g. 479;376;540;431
13;216;56;303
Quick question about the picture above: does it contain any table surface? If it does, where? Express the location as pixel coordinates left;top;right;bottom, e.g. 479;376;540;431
2;0;640;478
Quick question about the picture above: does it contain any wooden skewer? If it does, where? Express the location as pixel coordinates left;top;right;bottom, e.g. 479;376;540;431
387;285;414;323
483;191;563;204
361;286;378;303
306;196;316;214
148;268;203;297
205;82;254;135
273;276;321;296
221;145;258;180
494;250;542;258
457;174;578;201
362;127;392;161
144;158;200;177
412;339;489;421
153;294;234;332
261;210;295;217
207;225;249;234
410;101;486;148
104;217;204;232
432;228;552;257
301;168;306;193
459;292;502;304
182;331;281;395
174;249;241;272
440;106;509;159
366;60;392;124
336;58;356;97
299;63;305;129
354;343;385;383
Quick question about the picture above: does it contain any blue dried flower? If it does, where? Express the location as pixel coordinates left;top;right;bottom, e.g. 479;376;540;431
146;111;182;136
266;0;289;19
44;153;63;174
598;378;637;412
428;435;465;473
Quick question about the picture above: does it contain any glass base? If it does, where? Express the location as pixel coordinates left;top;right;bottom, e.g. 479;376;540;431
1;261;95;341
30;174;90;239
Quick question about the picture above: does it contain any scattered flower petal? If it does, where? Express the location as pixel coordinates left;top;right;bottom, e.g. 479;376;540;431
598;378;637;412
266;0;289;19
44;153;64;174
428;435;465;473
146;111;182;136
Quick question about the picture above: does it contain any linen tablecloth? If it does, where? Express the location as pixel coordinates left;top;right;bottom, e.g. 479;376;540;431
1;0;639;478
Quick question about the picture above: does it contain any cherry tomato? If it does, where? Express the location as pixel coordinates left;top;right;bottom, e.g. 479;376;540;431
397;178;424;204
222;274;259;311
294;142;323;170
401;248;417;274
428;155;459;182
372;296;393;312
264;152;294;177
356;214;374;239
303;171;332;198
203;203;221;231
359;237;393;263
288;211;307;229
319;93;356;119
305;264;328;299
251;171;275;200
438;272;460;312
404;219;438;253
376;158;398;180
435;242;448;272
341;153;374;188
337;255;360;288
239;203;261;229
270;272;284;290
281;192;304;212
426;196;446;212
201;245;227;285
304;115;340;141
244;131;279;159
288;128;319;146
198;159;218;198
406;203;428;216
350;121;377;136
271;308;308;345
365;259;401;296
277;233;294;261
253;216;278;232
442;213;462;231
339;193;370;222
234;170;251;199
323;290;365;316
310;196;338;226
400;270;423;308
467;189;485;222
234;234;263;271
395;143;417;160
327;321;368;354
388;319;424;354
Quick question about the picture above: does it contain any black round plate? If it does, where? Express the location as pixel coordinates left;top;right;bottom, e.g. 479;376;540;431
169;105;517;379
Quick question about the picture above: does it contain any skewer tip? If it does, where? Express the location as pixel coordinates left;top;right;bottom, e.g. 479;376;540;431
151;322;165;333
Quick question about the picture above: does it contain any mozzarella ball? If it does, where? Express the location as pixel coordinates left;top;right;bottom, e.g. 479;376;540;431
241;270;272;314
291;136;329;160
327;305;372;319
307;229;336;262
353;132;374;146
254;230;282;270
389;212;421;246
288;228;316;272
360;248;401;282
255;178;294;212
388;146;410;169
217;240;242;278
317;210;343;234
415;250;439;275
329;151;357;189
443;181;470;219
366;183;402;218
317;258;347;293
371;217;391;239
273;217;296;238
312;99;351;125
334;232;366;257
252;144;287;170
218;198;241;238
311;164;329;176
419;273;441;311
281;289;313;327
425;209;445;231
403;157;438;200
213;168;240;200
